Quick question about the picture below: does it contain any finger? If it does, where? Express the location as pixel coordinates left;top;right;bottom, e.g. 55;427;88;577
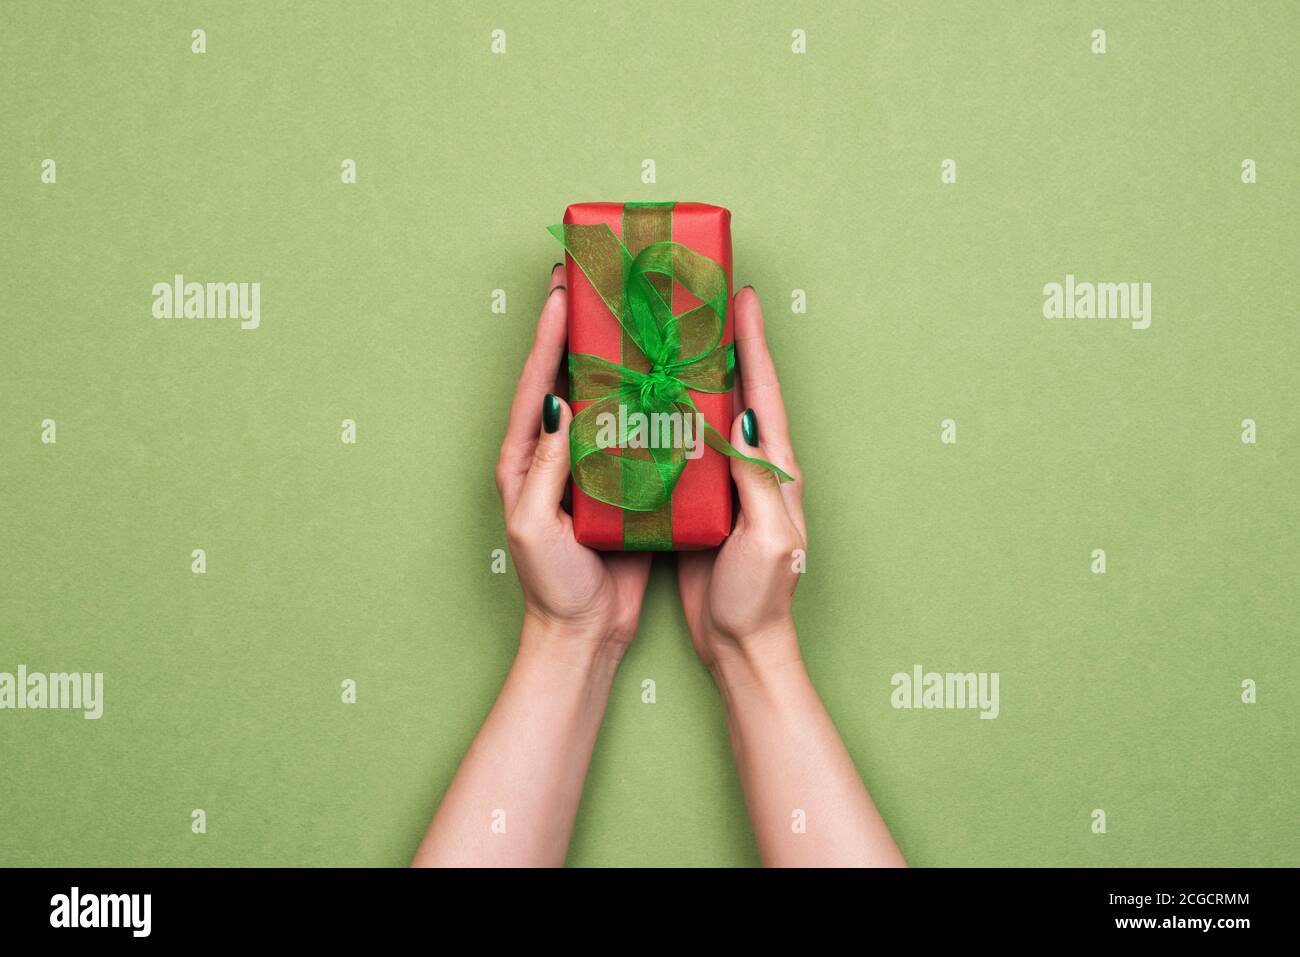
497;275;567;510
549;261;565;293
507;280;567;447
733;286;805;539
514;393;573;521
733;286;792;449
729;408;790;533
735;360;807;544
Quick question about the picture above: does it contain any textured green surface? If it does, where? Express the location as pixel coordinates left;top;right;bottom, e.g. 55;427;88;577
2;1;1296;867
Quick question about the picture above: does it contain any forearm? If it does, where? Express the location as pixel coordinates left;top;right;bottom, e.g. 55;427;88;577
711;627;906;868
412;618;622;867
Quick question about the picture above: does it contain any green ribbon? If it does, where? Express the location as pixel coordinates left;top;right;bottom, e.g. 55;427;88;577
548;212;791;533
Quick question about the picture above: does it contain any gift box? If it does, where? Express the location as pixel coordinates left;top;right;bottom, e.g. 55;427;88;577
552;202;737;551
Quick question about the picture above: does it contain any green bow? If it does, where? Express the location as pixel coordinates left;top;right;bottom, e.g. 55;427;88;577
548;220;791;516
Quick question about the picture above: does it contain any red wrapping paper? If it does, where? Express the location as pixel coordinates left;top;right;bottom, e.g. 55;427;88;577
563;202;734;550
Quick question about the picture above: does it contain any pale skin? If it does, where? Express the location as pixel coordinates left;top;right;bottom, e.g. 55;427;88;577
411;265;905;868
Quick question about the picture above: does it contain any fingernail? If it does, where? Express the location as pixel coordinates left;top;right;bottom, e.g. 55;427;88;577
741;284;754;294
741;408;758;447
542;394;562;434
552;262;563;276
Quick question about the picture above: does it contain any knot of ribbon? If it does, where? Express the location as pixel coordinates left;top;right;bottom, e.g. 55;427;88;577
548;220;792;513
639;366;681;408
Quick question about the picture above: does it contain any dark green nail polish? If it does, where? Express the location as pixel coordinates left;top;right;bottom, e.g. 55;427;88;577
741;408;758;447
542;394;561;433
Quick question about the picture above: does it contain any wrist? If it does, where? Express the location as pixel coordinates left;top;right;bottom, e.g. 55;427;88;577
519;610;631;681
704;619;805;699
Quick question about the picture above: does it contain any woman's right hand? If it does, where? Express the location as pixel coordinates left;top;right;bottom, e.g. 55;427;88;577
677;286;807;678
678;292;904;868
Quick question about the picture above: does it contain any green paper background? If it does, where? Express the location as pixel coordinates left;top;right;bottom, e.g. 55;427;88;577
1;1;1296;867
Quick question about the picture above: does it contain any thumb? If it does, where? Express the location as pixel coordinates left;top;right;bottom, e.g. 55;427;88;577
516;393;572;517
729;407;787;530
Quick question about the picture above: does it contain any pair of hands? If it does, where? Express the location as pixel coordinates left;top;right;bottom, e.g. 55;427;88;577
494;264;806;674
418;269;904;867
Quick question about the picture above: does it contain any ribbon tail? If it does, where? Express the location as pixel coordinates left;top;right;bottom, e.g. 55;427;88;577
701;422;795;483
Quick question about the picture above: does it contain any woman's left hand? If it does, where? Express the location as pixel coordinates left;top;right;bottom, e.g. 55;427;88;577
494;264;653;666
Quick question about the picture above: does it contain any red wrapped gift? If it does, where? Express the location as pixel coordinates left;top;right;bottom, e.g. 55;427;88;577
557;202;735;551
